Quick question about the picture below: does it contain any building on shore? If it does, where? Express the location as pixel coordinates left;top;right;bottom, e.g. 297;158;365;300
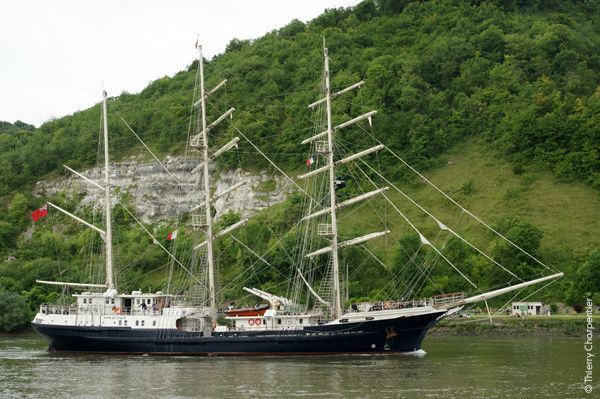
511;301;549;316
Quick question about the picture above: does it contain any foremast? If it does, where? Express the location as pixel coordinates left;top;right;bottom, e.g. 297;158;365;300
301;42;387;320
323;46;342;319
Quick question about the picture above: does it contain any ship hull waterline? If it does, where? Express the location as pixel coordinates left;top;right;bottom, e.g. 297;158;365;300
32;310;446;356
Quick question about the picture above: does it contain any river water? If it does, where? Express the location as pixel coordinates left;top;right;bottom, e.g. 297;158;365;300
0;334;594;398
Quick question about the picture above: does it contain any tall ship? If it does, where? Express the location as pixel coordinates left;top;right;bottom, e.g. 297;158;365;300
31;41;562;355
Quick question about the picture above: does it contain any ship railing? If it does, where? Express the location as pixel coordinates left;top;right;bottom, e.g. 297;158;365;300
40;304;136;316
430;292;466;307
39;304;78;315
349;299;431;312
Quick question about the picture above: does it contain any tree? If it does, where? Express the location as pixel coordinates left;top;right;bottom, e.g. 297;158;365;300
567;249;600;305
492;218;544;278
0;290;32;332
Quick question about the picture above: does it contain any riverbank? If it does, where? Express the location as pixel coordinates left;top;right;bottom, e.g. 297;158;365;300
0;315;592;338
431;315;591;337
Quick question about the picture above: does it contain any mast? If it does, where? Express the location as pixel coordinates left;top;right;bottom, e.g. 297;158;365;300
323;43;342;319
302;42;383;318
102;91;115;291
197;45;217;325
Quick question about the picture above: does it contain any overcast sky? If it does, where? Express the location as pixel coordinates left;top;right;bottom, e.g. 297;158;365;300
0;0;361;127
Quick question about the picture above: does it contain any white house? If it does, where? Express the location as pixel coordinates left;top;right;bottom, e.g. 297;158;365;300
511;301;546;316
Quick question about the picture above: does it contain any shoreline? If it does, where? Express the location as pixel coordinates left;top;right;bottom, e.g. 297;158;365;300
430;315;591;337
0;315;593;339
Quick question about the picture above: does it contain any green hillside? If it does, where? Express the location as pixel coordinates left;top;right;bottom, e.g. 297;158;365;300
1;0;599;331
338;138;600;295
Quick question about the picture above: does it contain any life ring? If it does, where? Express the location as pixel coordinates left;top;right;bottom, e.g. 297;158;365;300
248;319;255;326
254;318;261;326
383;301;391;310
116;307;122;314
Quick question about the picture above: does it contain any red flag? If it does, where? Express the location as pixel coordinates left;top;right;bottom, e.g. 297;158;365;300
31;204;48;222
167;230;178;241
306;157;314;169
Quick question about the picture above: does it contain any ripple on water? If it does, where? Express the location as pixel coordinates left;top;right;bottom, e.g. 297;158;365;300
0;335;587;399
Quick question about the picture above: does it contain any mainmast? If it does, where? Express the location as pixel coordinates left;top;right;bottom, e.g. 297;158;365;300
197;45;216;324
323;46;342;319
190;43;237;326
102;91;115;291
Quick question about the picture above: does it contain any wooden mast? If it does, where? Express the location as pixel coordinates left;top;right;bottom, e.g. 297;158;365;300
301;41;383;319
323;42;342;319
102;91;115;291
197;44;217;326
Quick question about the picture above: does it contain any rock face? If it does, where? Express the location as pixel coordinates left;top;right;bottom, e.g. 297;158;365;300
34;155;290;223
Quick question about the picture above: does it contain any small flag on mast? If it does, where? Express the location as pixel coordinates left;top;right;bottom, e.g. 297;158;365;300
31;204;48;222
167;230;178;241
306;157;314;168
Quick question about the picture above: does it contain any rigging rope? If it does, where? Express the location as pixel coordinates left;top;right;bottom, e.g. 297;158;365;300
383;146;554;272
118;115;189;192
350;159;477;288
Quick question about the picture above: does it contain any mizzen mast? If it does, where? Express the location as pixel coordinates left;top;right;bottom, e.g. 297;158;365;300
102;91;115;291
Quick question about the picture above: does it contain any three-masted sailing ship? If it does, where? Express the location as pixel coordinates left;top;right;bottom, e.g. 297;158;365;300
31;42;562;355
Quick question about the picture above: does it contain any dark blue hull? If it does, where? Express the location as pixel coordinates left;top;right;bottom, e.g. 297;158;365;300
32;311;445;355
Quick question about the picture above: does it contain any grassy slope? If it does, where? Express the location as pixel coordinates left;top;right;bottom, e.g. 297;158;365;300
431;314;588;337
337;138;600;275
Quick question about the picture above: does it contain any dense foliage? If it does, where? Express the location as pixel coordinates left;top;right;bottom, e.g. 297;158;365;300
1;0;599;330
0;290;33;332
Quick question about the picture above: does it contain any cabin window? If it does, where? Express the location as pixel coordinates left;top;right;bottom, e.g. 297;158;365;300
153;321;156;327
232;321;236;328
141;320;145;326
88;299;92;304
83;298;87;304
299;318;303;324
136;299;140;305
119;320;122;326
277;319;281;325
147;299;151;304
124;320;128;326
262;320;266;325
111;299;115;304
136;320;139;326
105;299;109;304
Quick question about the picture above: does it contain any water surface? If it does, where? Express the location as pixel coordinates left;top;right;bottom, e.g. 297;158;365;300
0;334;593;398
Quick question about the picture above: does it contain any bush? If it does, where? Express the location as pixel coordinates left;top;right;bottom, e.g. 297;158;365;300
0;290;32;332
460;179;475;195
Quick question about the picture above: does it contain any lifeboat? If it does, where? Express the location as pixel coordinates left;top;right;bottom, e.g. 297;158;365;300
224;304;269;317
